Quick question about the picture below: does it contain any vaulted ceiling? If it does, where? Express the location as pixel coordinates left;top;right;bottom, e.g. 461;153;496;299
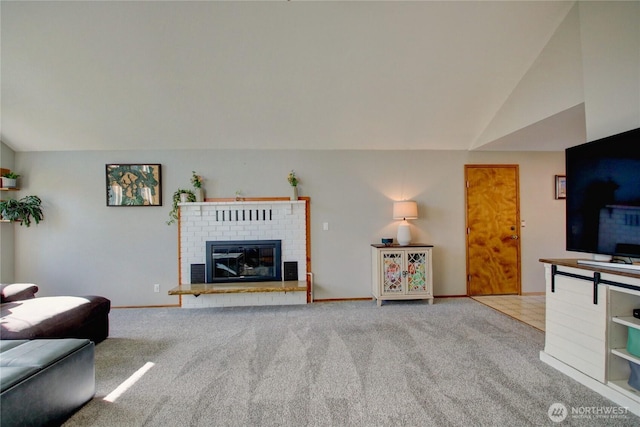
1;1;587;152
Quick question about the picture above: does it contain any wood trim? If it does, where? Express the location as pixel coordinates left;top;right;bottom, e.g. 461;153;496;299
115;295;465;308
112;304;181;309
304;197;312;303
177;207;183;307
515;165;521;295
203;196;295;202
176;196;312;306
314;295;468;303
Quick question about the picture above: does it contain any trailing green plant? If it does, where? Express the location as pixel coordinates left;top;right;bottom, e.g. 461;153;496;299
167;189;196;225
2;171;20;179
0;195;43;227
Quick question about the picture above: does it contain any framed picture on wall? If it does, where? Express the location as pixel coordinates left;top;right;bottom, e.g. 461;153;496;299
106;164;162;206
555;175;566;200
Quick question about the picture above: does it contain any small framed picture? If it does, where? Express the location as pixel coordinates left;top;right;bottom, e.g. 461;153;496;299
555;175;566;200
106;164;162;206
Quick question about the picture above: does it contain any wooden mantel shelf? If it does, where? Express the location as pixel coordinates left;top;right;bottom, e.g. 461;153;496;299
169;281;307;297
200;196;309;203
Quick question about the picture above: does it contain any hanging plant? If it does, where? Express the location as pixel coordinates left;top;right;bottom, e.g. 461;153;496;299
0;195;44;227
166;189;196;225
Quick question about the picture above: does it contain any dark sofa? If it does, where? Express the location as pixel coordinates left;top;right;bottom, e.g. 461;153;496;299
0;283;111;343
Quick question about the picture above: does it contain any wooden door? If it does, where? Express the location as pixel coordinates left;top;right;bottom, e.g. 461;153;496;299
465;165;521;296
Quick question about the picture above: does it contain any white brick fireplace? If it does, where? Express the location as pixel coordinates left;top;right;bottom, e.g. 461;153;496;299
178;200;308;308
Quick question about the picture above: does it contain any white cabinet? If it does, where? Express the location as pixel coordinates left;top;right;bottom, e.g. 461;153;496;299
371;244;433;306
541;259;640;416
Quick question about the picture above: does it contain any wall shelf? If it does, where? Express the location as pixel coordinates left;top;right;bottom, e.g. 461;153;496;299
613;316;640;329
611;348;640;364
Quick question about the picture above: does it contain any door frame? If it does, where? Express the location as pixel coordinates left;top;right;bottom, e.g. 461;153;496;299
464;164;522;296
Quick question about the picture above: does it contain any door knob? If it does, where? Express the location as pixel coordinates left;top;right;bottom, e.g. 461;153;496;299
511;235;519;240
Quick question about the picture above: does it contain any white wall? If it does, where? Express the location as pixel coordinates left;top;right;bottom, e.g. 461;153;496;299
579;1;640;140
13;149;569;306
474;3;585;149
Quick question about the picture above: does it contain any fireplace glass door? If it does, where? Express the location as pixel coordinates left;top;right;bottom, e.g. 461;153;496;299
206;240;282;283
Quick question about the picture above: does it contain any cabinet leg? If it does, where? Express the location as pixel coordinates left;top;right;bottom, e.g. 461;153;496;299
377;299;382;307
428;298;434;305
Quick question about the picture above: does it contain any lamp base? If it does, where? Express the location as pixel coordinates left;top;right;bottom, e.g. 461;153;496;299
397;221;412;246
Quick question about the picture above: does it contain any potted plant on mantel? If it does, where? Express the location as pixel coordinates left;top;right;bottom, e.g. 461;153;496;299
167;189;196;225
0;195;44;227
191;171;204;202
288;170;299;201
1;171;20;189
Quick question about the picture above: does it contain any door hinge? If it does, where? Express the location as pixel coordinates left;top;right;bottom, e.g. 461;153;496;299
466;181;470;188
467;227;470;234
468;275;471;282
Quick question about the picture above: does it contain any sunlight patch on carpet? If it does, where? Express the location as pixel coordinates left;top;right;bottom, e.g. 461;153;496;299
103;362;155;403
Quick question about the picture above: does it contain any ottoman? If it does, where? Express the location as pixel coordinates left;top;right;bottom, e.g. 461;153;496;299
0;339;95;427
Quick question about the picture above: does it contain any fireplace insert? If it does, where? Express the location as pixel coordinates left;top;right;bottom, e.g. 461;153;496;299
205;240;282;283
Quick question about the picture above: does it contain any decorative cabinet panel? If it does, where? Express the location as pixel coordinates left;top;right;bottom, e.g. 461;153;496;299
543;264;607;382
372;244;433;306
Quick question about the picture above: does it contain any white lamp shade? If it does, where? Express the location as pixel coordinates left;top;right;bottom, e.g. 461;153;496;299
393;201;418;245
393;201;418;220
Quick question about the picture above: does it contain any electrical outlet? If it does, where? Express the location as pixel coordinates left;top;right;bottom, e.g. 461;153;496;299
154;284;160;293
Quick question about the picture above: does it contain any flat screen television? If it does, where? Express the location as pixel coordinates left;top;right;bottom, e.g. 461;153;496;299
565;127;640;262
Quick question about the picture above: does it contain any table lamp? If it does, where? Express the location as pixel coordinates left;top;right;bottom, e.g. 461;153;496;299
393;200;418;246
